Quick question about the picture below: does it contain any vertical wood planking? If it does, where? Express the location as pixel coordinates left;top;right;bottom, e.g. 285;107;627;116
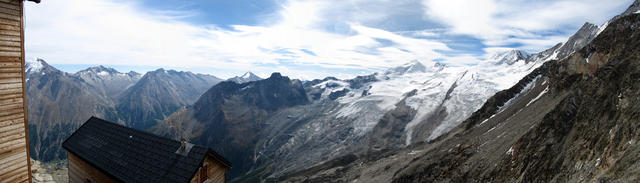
0;0;29;182
19;0;31;182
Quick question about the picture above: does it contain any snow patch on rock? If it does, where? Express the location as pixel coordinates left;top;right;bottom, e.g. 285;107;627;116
26;57;44;73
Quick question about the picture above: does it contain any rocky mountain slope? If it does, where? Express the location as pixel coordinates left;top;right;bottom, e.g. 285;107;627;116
280;4;640;183
26;60;221;162
116;68;222;129
150;73;308;178
26;59;118;161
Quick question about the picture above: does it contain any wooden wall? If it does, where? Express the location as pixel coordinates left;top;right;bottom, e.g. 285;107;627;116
190;155;228;183
67;152;117;183
0;0;31;183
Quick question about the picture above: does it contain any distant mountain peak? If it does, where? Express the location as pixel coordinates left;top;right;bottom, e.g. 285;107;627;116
622;0;640;16
386;60;428;75
241;72;258;79
25;57;46;73
148;68;184;76
228;71;263;83
127;71;141;76
487;50;530;65
576;22;600;35
78;65;121;76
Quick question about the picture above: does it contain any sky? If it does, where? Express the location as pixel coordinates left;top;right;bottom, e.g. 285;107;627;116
24;0;633;80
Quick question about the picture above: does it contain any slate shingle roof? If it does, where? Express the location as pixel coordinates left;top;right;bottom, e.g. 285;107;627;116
62;116;230;183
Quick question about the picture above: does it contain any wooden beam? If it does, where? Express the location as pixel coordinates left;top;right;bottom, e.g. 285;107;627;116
0;121;23;134
0;3;19;11
0;67;21;73
0;102;21;110
0;61;18;67
0;147;24;161
0;96;20;104
0;17;19;26
0;40;20;47
0;6;19;16
0;51;20;57
0;134;24;148
0;1;19;5
0;108;23;117
0;56;20;62
0;82;20;89
0;29;19;36
0;88;21;95
0;46;20;52
0;149;22;166
0;93;21;100
0;153;25;174
0;112;21;121
0;166;28;183
0;130;23;142
0;72;21;78
0;116;22;127
0;10;18;21
0;77;20;84
0;35;19;42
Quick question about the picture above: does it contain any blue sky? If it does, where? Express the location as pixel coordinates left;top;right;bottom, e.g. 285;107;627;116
24;0;633;79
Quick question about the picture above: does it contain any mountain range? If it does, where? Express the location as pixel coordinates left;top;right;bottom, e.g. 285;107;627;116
275;1;640;182
26;59;222;161
24;1;640;182
147;7;605;180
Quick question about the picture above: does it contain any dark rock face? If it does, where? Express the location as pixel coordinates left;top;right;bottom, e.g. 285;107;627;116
152;73;309;178
346;74;377;89
525;22;600;64
367;90;418;150
554;22;601;60
614;0;640;20
280;9;640;183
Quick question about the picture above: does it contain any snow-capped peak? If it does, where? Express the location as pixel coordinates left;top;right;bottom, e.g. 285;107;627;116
385;60;428;75
227;72;263;83
79;65;120;76
25;57;45;73
487;50;529;65
241;72;257;79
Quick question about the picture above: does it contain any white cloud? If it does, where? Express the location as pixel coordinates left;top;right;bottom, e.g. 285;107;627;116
25;0;451;79
25;0;632;79
422;0;633;52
